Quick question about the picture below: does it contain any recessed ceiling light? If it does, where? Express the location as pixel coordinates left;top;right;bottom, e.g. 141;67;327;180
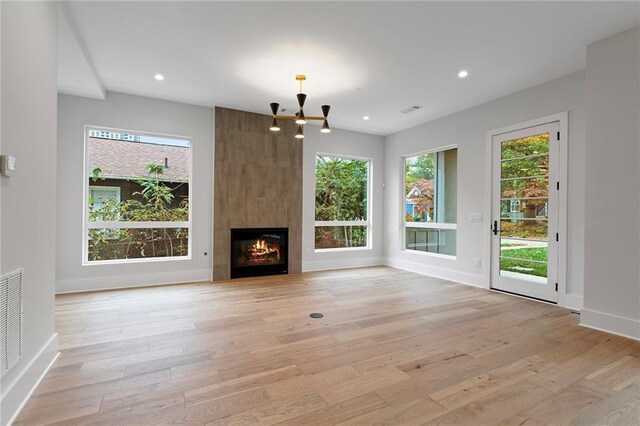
458;70;469;78
154;74;164;81
363;116;370;120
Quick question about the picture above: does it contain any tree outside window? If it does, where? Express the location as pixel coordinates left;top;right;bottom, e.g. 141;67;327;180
315;155;370;249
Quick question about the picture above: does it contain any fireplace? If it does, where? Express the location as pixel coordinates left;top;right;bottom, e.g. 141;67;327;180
230;228;288;278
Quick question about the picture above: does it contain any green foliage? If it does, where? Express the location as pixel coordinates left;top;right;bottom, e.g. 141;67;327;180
500;221;548;240
500;247;548;278
315;156;368;247
88;163;189;261
135;163;175;208
314;226;367;250
501;134;549;159
405;153;434;189
315;156;368;221
91;167;104;182
500;134;550;198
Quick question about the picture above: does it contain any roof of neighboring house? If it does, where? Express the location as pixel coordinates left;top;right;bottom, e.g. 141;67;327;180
88;137;189;182
406;179;434;199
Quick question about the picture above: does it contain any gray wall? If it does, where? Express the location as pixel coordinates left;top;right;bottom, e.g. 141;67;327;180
384;71;586;308
583;26;640;339
302;126;385;271
0;2;58;424
56;92;214;292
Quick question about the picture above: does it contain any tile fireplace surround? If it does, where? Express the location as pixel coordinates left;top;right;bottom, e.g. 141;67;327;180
213;107;302;280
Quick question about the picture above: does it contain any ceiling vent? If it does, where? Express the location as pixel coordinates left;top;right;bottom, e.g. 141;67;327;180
400;105;423;114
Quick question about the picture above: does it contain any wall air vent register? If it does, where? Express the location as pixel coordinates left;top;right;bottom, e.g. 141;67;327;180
1;269;23;377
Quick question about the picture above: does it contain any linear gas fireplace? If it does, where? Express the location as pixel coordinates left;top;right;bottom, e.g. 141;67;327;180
230;228;288;279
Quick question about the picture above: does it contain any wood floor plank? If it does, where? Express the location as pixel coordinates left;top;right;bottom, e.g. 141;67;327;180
184;365;302;407
429;355;555;409
317;366;411;405
264;365;361;401
279;393;389;425
573;383;640;425
14;395;104;425
14;266;640;425
208;392;327;425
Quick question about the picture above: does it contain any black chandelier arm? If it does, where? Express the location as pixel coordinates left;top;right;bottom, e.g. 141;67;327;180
273;114;325;121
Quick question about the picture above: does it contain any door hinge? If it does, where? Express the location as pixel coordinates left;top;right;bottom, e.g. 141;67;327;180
556;233;559;242
557;131;560;141
555;283;558;291
557;181;560;190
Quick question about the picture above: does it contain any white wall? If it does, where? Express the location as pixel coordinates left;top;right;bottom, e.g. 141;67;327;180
302;127;385;271
0;2;59;424
583;27;640;339
56;92;214;293
384;71;586;309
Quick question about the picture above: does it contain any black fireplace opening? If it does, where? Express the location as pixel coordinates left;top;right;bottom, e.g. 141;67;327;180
230;228;288;279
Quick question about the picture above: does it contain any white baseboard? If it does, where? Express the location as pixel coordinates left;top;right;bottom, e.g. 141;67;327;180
1;333;59;426
302;257;384;272
385;257;485;288
580;308;640;341
56;268;212;294
561;293;584;311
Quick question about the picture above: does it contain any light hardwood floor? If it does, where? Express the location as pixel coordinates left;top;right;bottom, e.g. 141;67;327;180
16;267;640;425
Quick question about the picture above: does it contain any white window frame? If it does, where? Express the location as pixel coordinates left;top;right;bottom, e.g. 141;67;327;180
82;125;193;265
314;153;372;252
402;145;457;258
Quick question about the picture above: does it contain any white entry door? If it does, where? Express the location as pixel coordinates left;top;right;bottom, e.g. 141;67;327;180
490;122;559;302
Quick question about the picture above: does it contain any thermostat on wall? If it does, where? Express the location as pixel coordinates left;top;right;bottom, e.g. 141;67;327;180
0;155;16;177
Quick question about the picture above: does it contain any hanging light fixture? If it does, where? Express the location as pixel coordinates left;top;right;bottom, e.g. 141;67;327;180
268;75;331;138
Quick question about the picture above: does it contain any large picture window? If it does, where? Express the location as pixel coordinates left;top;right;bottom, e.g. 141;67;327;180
83;127;191;263
404;147;457;256
315;155;370;250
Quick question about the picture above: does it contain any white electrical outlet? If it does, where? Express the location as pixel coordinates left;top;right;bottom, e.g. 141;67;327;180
470;214;483;223
475;258;482;268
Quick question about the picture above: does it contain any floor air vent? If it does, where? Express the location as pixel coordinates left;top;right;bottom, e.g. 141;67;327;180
1;269;23;377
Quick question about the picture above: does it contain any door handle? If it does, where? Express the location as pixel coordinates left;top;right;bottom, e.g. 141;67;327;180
492;220;499;236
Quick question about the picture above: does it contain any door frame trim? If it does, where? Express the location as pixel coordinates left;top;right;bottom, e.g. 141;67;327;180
483;112;569;306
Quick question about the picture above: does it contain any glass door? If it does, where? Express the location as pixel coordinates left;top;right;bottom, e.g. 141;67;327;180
490;122;559;302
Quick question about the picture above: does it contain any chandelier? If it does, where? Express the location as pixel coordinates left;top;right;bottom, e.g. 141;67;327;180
268;75;331;139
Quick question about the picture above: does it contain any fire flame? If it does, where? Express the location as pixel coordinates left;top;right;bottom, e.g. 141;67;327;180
251;239;279;260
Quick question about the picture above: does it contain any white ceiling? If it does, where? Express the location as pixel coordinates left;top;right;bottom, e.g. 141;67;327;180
59;1;640;135
58;4;105;100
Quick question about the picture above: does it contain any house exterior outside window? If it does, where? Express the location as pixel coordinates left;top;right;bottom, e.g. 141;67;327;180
84;127;191;264
404;147;457;257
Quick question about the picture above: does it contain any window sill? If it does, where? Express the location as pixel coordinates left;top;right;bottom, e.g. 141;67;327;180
83;255;192;266
404;222;457;230
403;249;456;260
314;246;372;254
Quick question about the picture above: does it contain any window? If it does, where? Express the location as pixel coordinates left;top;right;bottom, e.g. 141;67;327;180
89;186;121;212
315;155;370;250
84;127;191;263
404;147;457;256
